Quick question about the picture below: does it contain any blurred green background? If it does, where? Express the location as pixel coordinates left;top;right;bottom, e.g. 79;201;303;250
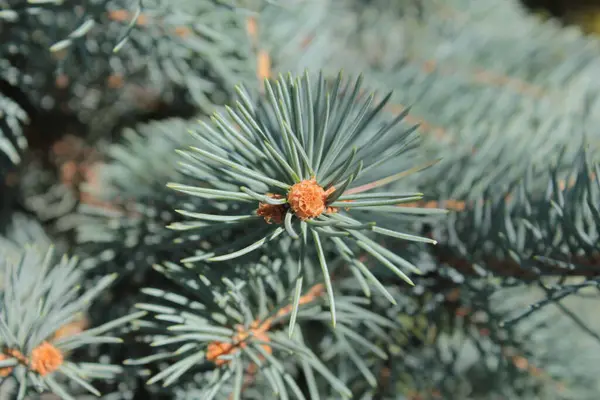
524;0;600;33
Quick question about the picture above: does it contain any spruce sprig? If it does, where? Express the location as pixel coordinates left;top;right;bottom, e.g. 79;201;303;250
0;244;144;400
168;70;446;328
130;260;395;398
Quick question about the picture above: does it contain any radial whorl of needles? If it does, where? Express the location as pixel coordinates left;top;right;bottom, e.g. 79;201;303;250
168;70;447;328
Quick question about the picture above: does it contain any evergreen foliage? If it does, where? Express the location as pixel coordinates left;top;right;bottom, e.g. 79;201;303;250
1;0;600;399
0;93;27;172
0;240;143;399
